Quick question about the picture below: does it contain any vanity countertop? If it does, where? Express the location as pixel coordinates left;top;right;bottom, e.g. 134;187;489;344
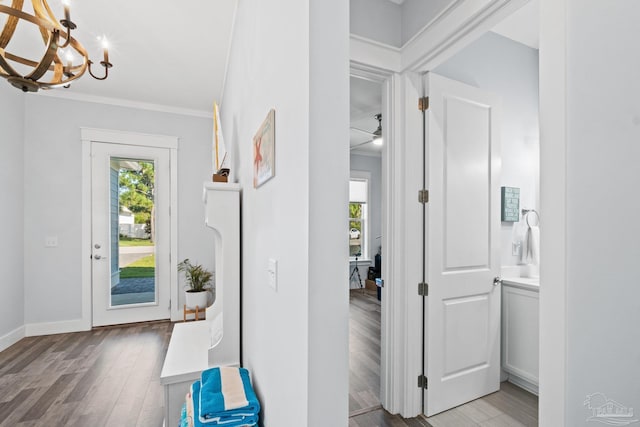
502;276;540;292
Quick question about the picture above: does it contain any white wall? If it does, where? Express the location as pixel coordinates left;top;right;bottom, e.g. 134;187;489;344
0;85;25;348
350;154;382;288
564;1;640;424
434;32;539;267
22;95;214;326
221;0;349;425
350;0;402;47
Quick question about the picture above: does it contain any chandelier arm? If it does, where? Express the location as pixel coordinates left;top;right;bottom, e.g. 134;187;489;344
32;0;60;46
0;4;57;33
0;51;21;78
25;29;59;81
87;60;109;80
4;50;42;68
0;0;24;49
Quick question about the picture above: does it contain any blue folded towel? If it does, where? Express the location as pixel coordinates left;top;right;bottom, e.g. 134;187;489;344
192;368;260;426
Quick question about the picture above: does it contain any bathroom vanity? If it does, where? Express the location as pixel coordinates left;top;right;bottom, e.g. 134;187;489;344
501;276;539;395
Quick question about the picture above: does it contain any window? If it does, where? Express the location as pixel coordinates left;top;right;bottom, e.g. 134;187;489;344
349;175;368;259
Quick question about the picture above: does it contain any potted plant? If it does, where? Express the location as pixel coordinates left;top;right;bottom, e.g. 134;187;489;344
178;258;213;309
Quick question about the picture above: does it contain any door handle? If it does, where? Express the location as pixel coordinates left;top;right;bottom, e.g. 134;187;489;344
493;276;502;286
93;254;106;260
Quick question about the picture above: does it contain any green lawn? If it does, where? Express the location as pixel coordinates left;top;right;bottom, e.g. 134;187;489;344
120;254;155;278
119;237;154;247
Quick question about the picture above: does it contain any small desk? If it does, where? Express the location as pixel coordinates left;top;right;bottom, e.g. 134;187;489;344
160;322;211;427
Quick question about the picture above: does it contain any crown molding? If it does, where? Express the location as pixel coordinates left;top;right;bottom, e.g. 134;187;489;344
350;34;402;73
350;0;528;73
35;90;212;119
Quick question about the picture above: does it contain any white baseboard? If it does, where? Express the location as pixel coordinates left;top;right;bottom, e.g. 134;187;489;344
0;325;26;352
507;374;539;396
25;319;90;337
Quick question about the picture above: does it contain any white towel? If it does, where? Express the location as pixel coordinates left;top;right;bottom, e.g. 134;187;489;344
522;225;540;265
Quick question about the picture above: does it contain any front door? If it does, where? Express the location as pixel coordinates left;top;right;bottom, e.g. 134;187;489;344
91;141;171;326
423;73;501;416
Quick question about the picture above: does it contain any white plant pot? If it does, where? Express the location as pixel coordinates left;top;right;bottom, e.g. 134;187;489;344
185;290;208;309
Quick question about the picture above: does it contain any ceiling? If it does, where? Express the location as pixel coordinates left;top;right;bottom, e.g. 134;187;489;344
491;0;539;49
1;0;238;114
350;76;383;156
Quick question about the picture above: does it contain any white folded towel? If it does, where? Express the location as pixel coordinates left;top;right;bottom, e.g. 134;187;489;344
522;225;540;265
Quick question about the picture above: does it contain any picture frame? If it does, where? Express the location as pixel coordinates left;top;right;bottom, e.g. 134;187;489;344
253;109;276;188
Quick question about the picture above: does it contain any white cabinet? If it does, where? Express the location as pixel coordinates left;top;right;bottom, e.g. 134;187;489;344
502;281;539;394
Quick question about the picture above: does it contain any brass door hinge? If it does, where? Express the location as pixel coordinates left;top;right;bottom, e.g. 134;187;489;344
418;375;428;389
419;189;429;204
418;282;429;296
418;96;429;112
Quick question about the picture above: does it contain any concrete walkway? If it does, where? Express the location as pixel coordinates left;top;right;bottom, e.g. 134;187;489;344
119;245;154;268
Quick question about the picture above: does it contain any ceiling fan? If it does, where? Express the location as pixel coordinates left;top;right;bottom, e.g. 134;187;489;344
350;113;382;150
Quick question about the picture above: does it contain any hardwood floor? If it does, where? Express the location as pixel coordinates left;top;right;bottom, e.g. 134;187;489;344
349;289;429;426
0;293;537;426
0;321;172;427
348;289;539;427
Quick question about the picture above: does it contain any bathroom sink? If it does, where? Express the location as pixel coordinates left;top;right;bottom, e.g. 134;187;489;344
502;276;539;290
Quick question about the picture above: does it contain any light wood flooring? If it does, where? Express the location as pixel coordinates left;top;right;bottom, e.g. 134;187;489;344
0;321;172;427
348;289;539;427
0;292;537;426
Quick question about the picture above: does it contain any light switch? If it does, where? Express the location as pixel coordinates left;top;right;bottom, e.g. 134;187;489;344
267;258;277;291
45;236;58;248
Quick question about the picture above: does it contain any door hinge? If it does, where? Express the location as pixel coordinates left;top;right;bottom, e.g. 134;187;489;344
419;189;429;204
418;282;429;296
418;375;428;389
418;96;429;112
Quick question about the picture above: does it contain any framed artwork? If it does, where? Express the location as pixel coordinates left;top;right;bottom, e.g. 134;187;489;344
253;109;276;188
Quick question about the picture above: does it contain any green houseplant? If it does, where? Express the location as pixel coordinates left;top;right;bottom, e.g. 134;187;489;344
178;258;213;309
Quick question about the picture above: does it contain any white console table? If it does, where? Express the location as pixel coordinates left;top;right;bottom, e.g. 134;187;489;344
160;322;211;427
160;182;241;427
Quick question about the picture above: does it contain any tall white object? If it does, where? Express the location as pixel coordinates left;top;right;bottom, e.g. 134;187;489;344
160;182;241;427
203;182;241;367
423;73;501;416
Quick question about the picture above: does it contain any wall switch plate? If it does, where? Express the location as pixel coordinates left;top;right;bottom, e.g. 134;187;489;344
45;236;58;248
267;258;278;291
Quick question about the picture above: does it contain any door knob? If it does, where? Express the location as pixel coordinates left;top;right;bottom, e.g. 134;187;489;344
94;243;101;249
493;276;502;286
94;254;103;260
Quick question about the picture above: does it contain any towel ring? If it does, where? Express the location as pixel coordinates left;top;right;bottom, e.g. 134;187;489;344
524;210;539;227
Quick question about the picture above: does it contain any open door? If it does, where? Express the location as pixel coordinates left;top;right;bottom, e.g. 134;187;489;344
423;73;501;416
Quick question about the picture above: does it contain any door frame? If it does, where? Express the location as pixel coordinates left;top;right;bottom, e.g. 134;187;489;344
349;63;398;413
80;128;180;329
350;0;552;418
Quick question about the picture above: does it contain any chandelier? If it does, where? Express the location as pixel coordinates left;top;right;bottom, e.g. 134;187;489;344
0;0;112;92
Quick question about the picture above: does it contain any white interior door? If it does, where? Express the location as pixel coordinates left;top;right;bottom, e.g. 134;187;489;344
91;142;171;326
423;73;501;416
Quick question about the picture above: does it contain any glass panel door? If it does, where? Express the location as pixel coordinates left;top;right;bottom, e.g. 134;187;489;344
110;158;157;307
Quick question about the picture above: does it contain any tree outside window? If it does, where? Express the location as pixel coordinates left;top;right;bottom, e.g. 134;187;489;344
349;176;368;258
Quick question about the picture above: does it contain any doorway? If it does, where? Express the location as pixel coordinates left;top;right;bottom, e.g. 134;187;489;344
81;129;179;327
349;75;384;417
348;0;542;420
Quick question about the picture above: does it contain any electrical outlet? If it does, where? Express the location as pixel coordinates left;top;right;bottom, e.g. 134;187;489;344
45;236;58;248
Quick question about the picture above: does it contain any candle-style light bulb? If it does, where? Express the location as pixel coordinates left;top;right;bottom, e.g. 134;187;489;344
101;36;110;65
62;0;71;24
63;50;74;76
